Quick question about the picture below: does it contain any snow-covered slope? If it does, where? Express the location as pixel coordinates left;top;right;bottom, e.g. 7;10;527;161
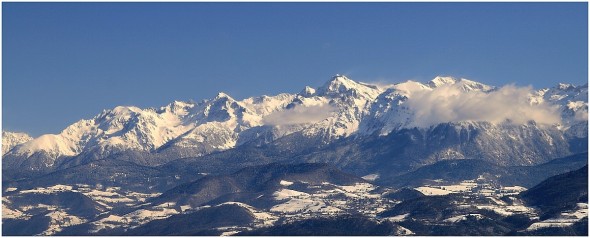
3;75;587;173
299;75;385;140
533;83;588;137
2;131;33;155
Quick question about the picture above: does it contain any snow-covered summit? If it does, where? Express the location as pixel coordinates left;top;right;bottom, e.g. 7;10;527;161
428;76;494;92
2;131;33;155
316;74;382;99
214;92;233;100
299;86;316;97
428;76;459;88
158;100;196;116
542;83;588;104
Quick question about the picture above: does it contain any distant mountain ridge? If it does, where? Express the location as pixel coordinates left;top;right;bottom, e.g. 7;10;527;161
2;75;587;177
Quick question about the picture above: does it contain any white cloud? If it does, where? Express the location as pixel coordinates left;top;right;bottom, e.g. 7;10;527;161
263;104;336;126
574;110;588;121
404;84;562;127
567;101;588;122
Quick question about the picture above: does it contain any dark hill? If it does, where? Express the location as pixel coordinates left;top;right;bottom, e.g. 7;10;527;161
520;165;588;219
237;215;400;236
151;162;365;208
121;204;255;235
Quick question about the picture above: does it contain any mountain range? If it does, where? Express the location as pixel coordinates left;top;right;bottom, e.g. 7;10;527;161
3;75;587;176
2;75;588;235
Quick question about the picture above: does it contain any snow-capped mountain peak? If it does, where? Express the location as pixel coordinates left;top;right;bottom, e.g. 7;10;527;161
428;76;459;87
110;105;142;115
318;74;357;93
428;76;494;92
316;74;382;99
214;92;233;100
455;78;495;92
299;86;316;97
15;134;79;158
557;83;575;91
2;131;33;155
160;100;196;115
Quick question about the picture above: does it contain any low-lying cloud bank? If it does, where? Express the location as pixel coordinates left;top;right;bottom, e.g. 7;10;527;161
405;84;562;128
263;104;336;126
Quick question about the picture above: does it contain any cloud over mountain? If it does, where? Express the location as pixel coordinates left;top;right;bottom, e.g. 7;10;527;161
405;84;562;127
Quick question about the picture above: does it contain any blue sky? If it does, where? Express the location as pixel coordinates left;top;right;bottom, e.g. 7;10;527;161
3;2;588;136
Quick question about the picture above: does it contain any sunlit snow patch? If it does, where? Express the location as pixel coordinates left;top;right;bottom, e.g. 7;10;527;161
361;174;379;181
279;180;294;186
415;186;452;196
525;203;588;231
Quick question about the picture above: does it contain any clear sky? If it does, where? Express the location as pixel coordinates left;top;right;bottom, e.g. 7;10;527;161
3;2;588;136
